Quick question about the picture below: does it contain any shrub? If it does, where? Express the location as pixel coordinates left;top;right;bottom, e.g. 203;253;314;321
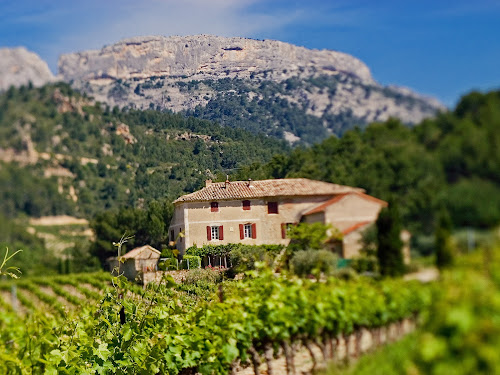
351;255;379;274
183;268;222;285
229;245;279;273
333;267;359;281
180;255;201;270
287;223;338;252
158;258;178;271
187;243;283;258
290;249;338;278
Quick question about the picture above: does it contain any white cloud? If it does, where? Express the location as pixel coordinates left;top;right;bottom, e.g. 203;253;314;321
37;0;302;72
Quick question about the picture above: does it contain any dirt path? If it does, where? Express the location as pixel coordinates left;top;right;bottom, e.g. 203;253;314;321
39;285;75;309
404;267;439;283
29;215;88;226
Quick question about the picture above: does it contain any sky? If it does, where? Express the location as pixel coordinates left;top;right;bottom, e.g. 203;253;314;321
0;0;499;107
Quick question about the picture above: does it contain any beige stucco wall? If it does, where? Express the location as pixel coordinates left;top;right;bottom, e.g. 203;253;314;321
322;195;384;232
170;196;331;253
343;228;367;258
343;226;412;262
302;211;325;224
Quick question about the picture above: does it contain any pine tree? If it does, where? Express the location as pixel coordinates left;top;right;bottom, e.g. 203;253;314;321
376;200;405;277
435;207;454;269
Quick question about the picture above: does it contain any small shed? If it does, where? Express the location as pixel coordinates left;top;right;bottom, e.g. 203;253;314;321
110;245;161;281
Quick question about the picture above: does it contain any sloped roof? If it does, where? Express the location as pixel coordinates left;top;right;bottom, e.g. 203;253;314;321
173;178;364;203
342;221;372;235
303;192;388;216
121;245;161;259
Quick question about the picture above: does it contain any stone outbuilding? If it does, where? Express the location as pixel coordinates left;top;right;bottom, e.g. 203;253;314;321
108;245;161;281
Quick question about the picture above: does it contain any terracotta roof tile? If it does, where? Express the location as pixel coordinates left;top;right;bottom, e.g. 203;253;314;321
173;178;364;203
303;192;388;215
342;221;372;235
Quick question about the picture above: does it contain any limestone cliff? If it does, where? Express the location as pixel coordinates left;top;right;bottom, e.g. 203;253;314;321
59;35;445;143
0;47;55;90
59;35;374;84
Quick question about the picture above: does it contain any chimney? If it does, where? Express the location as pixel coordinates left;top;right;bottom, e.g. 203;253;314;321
205;179;212;187
248;178;253;187
225;175;230;188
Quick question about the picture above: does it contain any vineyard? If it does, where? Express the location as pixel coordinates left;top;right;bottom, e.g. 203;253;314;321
0;267;431;374
0;272;111;316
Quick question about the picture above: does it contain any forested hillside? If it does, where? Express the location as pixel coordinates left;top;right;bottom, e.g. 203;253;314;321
185;75;440;144
0;83;288;272
233;90;500;234
1;83;499;271
0;83;288;219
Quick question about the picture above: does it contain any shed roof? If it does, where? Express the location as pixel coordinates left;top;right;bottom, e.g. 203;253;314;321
173;178;364;203
121;245;161;260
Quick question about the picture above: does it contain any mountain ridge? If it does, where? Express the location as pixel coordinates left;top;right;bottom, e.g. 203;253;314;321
1;35;445;143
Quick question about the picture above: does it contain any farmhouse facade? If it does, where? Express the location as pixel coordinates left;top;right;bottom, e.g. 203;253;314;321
169;178;388;258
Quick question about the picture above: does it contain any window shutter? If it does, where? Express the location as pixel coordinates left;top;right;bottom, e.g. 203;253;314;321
251;223;257;239
268;201;278;214
206;226;211;241
239;224;244;240
219;226;224;240
281;223;286;239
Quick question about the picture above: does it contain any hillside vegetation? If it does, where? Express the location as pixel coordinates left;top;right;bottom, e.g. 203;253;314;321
186;75;439;144
233;90;500;235
0;83;288;219
0;83;288;272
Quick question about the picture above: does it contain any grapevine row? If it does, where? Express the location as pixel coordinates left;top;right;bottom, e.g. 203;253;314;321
0;271;431;374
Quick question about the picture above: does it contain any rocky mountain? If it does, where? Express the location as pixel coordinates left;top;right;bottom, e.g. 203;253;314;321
59;35;445;144
0;47;55;90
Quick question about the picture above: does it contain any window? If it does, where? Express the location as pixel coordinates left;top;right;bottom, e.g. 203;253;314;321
207;225;224;240
170;230;174;241
211;202;219;212
242;200;251;210
239;223;257;239
268;201;278;214
211;226;219;240
244;223;252;238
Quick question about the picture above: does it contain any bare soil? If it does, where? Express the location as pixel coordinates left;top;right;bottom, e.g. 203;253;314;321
29;215;89;226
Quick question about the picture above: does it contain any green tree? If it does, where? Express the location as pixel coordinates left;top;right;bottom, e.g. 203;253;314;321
376;201;405;277
287;222;331;252
435;207;454;269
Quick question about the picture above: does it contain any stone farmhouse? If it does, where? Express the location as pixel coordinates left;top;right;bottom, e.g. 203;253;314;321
169;178;388;258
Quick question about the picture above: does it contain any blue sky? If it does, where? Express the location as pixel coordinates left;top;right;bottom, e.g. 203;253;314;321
1;0;499;106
